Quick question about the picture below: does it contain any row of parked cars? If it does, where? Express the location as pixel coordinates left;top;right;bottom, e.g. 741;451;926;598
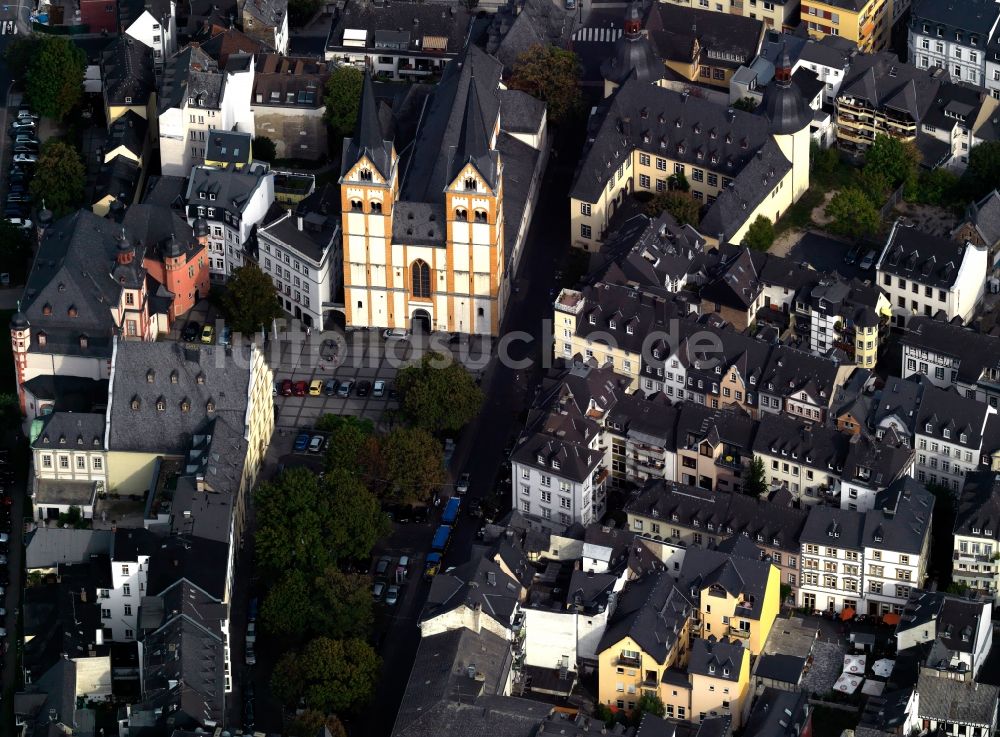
276;377;394;399
5;108;39;230
372;554;409;605
180;320;231;346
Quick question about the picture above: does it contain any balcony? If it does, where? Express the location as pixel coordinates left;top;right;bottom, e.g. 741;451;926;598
617;654;642;668
716;454;743;471
728;626;751;640
954;551;995;564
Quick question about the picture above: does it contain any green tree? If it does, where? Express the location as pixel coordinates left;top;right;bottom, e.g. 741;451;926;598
29;140;85;217
318;415;378;477
825;187;881;240
4;37;38;79
863;134;918;191
745;456;768;498
272;637;380;713
0;220;34;284
324;66;364;141
253;136;277;163
668;171;690;192
221;264;283;335
325;469;390;561
810;143;840;180
632;693;666;724
911;168;960;206
261;567;373;643
287;711;347;737
644;190;701;226
741;215;774;252
508;44;582;125
962;140;1000;201
732;97;757;112
396;353;484;433
24;36;85;121
376;426;446;503
857;167;891;206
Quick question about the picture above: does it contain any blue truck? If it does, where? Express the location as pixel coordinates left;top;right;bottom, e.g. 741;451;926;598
431;524;452;553
424;552;442;580
441;496;461;524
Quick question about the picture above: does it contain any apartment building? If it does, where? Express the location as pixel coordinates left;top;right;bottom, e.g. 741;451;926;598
570;68;811;250
896;589;993;679
676;320;771;415
839;431;915;511
901;316;1000;407
105;528;156;641
918;84;1000;171
989;29;1000;99
753;413;850;504
836;53;946;155
256;185;340;329
758;345;852;424
157;46;256;177
798;35;857;103
798;478;934;615
800;278;890;368
625;478;808;595
914;383;996;492
184;163;275;281
801;0;891;52
698;249;765;331
660;0;798;30
685;638;752;728
908;0;1000;87
877;221;989;327
952;471;1000;596
240;0;288;54
607;395;679;486
675;403;757;493
30;413;108;521
252;55;329;161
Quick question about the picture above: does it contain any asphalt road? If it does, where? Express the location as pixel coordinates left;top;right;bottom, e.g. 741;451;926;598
349;144;575;737
0;442;27;737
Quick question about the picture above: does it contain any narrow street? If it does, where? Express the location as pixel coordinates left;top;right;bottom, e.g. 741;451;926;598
0;441;28;737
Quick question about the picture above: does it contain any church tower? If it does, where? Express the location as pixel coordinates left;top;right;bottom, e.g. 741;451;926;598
10;308;29;414
763;48;812;201
339;72;399;329
600;1;660;98
444;77;504;335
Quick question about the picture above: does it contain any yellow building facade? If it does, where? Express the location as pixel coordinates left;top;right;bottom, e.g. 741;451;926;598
661;0;797;29
801;0;891;52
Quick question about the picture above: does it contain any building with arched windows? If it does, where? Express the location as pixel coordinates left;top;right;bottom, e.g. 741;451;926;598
339;45;548;335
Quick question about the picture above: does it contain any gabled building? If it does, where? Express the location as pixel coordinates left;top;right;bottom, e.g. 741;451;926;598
662;0;798;30
908;0;1000;88
699;249;764;331
952;471;1000;595
954;189;1000;259
753;412;850;504
157;46;256;176
801;0;891;52
896;589;993;680
918;82;1000;172
251;54;329;161
184;162;274;280
901;317;1000;407
121;0;178;71
758;345;851;424
30;412;107;521
839;430;915;511
679;322;771;415
571;56;811;251
743;688;812;737
674;403;757;493
239;0;287;54
914;671;999;737
339;46;546;335
101;35;157;127
914;383;996;492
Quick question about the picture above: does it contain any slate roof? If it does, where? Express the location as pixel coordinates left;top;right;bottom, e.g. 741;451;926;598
25;528;113;570
242;0;286;30
184;163;271;217
798;34;856;69
597;571;694;663
94;155;142;207
112;527;160;562
752;653;805;685
594;212;706;294
122;202;200;262
422;556;522;628
498;130;539;271
399;44;503;202
647;3;762;70
954;471;1000;541
902;317;1000;385
106;341;251;455
879;222;976;290
512;431;603;483
759;345;842;405
911;0;1000;35
753;412;850;473
484;0;573;71
800;505;864;550
32;411;106;451
253;54;327;109
601;3;661;86
199;27;270;66
101;35;156;107
869;375;926;436
681;541;772;620
915;382;991;450
688;637;746;681
863;477;934;555
159;46;225;113
839;52;946;123
571;78;780;204
841;431;914;490
205;130;252;165
260;199;338;264
700;248;761;311
743;688;810;737
327;0;474;58
808;277;883;330
146;535;230;600
105;111;149;160
569;281;684;358
676;403;758;453
497;89;545;135
962;189;1000;247
916;671;999;726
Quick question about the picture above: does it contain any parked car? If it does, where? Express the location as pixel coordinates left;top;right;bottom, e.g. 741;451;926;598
844;245;861;264
356;380;372;397
308;379;323;396
12;145;38;155
324;378;338;396
859;250;877;270
396;505;412;523
219;326;231;347
7;171;26;183
383;328;410;341
308;435;325;453
293;380;307;396
280;379;293;396
16;109;39;121
337;379;354;397
456;472;471;495
6;217;31;229
372;581;386;601
14;134;39;146
293;432;310;452
372;379;386;397
375;556;392;576
6;192;31;203
9;119;35;132
181;321;200;341
13;153;38;164
396;556;409;581
200;324;215;343
385;584;400;606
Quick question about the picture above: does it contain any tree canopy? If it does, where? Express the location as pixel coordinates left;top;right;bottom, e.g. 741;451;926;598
318;415;379;477
962;141;1000;201
324;66;364;141
395;353;483;433
221;264;284;335
272;637;380;714
745;456;768;498
374;426;446;504
644;190;701;226
508;44;582;125
260;567;373;644
741;215;774;252
824;187;881;240
22;37;85;121
29;140;85;217
288;0;322;25
862;134;918;192
253;136;277;163
254;467;389;574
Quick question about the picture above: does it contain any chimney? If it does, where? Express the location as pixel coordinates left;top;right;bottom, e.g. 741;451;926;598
297;215;303;231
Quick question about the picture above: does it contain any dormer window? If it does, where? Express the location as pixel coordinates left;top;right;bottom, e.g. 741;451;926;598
180;399;190;412
537;453;545;464
42;303;52;316
206;399;215;412
723;667;730;677
464;177;477;191
925;422;932;432
146;369;155;383
131;396;140;411
626;324;634;335
67;305;77;317
156;397;166;411
708;664;715;674
589;314;596;325
79;334;88;349
196;372;205;385
943;429;951;439
170;370;178;384
609;319;616;329
960;433;968;444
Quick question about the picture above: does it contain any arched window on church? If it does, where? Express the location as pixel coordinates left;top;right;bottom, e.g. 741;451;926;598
411;260;431;299
359;169;373;182
455;207;468;221
350;199;363;212
370;201;382;214
474;209;488;224
464;177;477;191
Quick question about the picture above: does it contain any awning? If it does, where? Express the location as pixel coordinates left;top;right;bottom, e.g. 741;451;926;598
882;612;901;626
843;654;866;675
833;673;863;694
872;659;895;678
840;607;856;621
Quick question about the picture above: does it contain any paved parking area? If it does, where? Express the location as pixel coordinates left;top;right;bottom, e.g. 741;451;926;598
786;230;876;282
